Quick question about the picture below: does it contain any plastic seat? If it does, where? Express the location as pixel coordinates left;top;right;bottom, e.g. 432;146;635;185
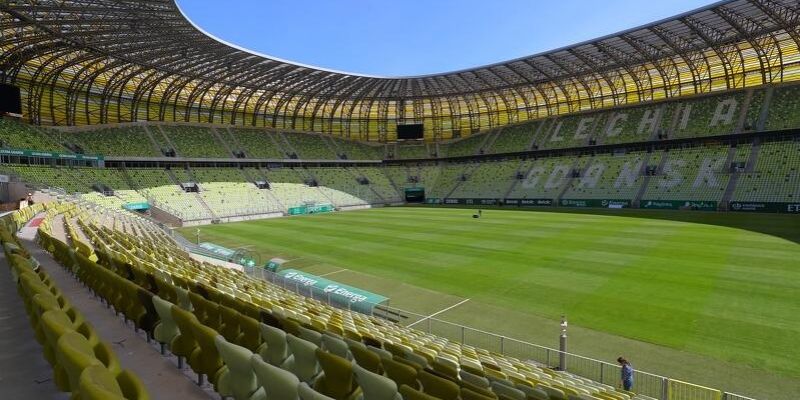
299;382;336;400
154;279;178;304
135;287;160;340
286;334;322;384
170;305;201;370
57;331;119;392
174;285;193;311
381;357;419;390
298;325;323;347
418;370;459;400
398;384;439;400
40;309;99;366
322;333;351;360
191;317;228;388
491;381;526;400
251;354;300;400
152;296;179;354
540;385;568;400
78;365;150;400
515;385;549;400
214;336;263;400
431;358;459;381
461;387;498;400
353;363;401;400
460;369;491;389
314;349;359;400
31;293;84;343
219;305;242;343
236;314;263;352
349;345;383;374
259;323;292;367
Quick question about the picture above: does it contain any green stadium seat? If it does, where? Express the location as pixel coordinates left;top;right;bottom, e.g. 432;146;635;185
285;334;322;384
251;354;301;400
214;336;264;400
152;296;179;354
353;363;401;400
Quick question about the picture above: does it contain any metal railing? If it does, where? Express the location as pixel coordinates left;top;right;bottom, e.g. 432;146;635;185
243;265;758;400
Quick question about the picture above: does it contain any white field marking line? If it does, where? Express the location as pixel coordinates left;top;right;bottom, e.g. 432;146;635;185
318;268;348;277
407;298;471;328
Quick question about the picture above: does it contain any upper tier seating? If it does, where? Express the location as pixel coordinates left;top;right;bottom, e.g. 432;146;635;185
487;123;538;154
282;132;338;160
330;137;383;160
595;106;661;146
0;118;65;152
395;144;430;159
666;92;748;139
539;115;597;150
161;125;229;158
440;134;489;158
733;141;800;202
766;85;800;131
263;167;306;184
61;126;159;157
229;129;286;159
642;145;730;201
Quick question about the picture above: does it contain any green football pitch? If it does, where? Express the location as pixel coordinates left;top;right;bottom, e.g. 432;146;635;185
180;207;800;399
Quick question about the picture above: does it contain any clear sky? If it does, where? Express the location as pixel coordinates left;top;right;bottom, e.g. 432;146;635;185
176;0;718;77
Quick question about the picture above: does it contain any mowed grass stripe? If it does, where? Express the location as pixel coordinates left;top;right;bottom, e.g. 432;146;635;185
184;208;800;386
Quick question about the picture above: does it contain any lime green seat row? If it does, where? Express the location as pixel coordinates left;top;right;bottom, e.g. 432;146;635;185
0;118;66;152
160;125;229;158
60;126;160;157
0;212;149;400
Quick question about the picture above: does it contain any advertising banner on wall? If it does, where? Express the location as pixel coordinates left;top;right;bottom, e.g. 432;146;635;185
0;148;103;161
504;198;554;207
559;199;631;208
276;269;388;313
443;198;500;206
729;202;800;213
640;200;717;211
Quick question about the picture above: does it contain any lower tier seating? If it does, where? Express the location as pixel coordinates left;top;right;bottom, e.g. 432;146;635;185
1;206;149;400
24;201;658;400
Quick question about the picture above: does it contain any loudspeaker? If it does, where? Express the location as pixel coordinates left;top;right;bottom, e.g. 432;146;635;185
0;84;22;114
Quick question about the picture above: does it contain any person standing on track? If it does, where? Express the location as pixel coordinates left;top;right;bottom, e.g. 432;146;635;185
617;357;634;391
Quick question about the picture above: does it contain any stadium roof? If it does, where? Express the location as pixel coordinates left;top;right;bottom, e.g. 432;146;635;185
1;0;799;141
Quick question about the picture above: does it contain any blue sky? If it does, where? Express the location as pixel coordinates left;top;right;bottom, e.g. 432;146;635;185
177;0;718;77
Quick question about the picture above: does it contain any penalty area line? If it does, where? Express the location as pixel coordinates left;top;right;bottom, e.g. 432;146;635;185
407;298;471;327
